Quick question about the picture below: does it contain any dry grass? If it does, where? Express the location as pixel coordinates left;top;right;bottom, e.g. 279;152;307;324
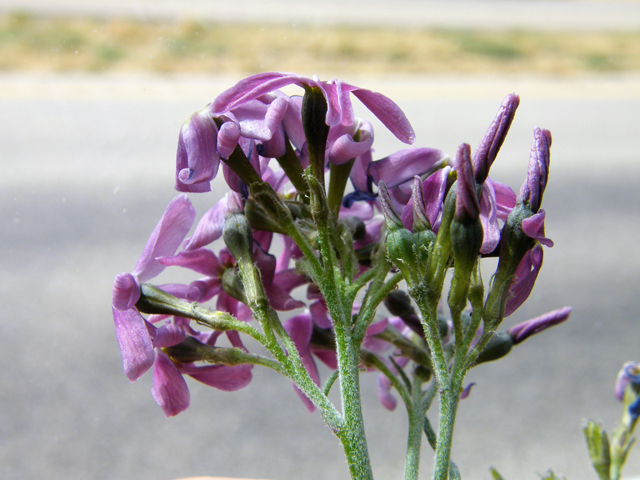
1;12;639;75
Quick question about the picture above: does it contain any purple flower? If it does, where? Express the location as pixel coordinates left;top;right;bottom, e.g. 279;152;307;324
211;72;415;144
614;362;640;422
507;306;571;344
112;195;196;381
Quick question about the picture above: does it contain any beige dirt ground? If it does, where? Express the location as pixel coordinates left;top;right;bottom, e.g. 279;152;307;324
1;13;639;76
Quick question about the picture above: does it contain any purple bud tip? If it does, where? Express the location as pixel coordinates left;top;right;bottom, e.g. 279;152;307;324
473;93;520;183
455;143;480;222
518;127;552;212
378;180;403;229
508;306;571;344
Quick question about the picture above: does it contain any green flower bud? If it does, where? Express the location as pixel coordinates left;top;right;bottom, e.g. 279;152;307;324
302;86;330;186
474;331;513;365
583;420;612;480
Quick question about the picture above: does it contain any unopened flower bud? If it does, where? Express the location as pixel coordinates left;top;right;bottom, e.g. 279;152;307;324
223;213;254;266
583;420;612;480
473;93;520;184
450;145;483;292
302;86;330;185
518;127;551;213
508;307;571;344
380;181;419;285
474;331;513;365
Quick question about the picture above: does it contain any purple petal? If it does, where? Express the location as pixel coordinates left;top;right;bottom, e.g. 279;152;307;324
349;149;373;193
132;195;196;283
152;323;186;348
615;362;640;401
158;248;221;276
175;109;220;190
284;313;313;352
479;182;500;254
182;363;253;391
368;148;445;189
521;210;554;247
460;382;476;400
362;319;392;353
311;348;338;370
489;178;516;221
187;194;242;251
504;244;544;317
112;272;140;311
212;72;308;114
328;130;374;165
310;300;332;329
151;350;190;417
350;87;415;144
377;373;397;411
508;306;571;344
113;307;155;382
216;120;241;159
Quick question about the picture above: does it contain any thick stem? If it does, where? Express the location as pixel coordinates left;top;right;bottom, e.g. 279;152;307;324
334;318;373;480
404;379;427;480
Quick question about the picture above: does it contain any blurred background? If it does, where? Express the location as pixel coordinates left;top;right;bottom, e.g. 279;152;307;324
2;1;640;479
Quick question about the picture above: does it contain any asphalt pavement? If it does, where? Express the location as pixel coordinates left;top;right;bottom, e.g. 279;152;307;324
1;72;640;480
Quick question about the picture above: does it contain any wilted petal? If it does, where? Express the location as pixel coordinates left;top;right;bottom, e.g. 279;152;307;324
152;350;190;417
113;307;155;382
132;195;196;282
504;244;544;316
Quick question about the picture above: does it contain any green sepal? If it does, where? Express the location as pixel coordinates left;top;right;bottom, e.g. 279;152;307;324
474;331;513;365
583;419;612;480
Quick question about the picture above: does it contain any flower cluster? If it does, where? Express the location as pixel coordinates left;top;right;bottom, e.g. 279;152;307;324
111;71;570;427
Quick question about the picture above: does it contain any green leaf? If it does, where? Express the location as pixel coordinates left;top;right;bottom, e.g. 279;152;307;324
489;467;506;480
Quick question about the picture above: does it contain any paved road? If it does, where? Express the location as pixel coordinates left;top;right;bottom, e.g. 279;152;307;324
2;74;640;480
3;0;640;30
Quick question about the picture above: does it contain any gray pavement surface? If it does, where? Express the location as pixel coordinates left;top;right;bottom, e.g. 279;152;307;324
3;0;640;31
2;72;640;480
